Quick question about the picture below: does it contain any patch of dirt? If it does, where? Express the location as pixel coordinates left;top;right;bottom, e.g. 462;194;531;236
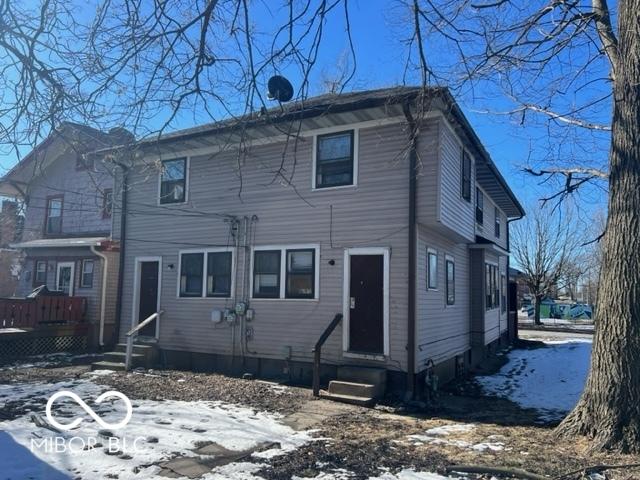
97;369;311;414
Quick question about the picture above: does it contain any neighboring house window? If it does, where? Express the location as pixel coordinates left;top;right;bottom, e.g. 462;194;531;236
206;252;232;297
253;250;281;298
285;249;315;299
160;158;187;204
315;130;354;188
34;260;47;287
446;257;455;305
179;252;204;297
485;263;499;310
75;154;94;171
80;259;94;288
461;151;471;202
427;249;438;290
494;207;501;238
102;189;113;219
45;196;63;234
476;187;483;225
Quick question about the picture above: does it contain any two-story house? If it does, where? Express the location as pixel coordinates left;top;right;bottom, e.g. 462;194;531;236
100;87;523;398
0;122;130;347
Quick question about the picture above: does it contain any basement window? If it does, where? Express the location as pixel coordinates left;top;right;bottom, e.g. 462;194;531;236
315;131;355;189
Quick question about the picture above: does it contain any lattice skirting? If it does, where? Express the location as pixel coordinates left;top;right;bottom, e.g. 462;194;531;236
0;335;88;359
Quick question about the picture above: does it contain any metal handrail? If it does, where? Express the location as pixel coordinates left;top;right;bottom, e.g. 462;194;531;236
125;310;163;370
312;313;343;396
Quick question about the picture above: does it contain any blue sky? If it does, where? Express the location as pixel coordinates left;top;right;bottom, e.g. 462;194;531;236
1;1;610;216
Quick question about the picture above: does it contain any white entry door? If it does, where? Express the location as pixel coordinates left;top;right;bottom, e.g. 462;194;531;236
56;262;75;295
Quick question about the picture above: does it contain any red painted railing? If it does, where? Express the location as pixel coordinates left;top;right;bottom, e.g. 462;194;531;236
0;296;87;329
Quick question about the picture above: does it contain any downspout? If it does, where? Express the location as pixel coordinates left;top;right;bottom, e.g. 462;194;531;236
113;164;129;345
90;244;108;347
402;100;418;399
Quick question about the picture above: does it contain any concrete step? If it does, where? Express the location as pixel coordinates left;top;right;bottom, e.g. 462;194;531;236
91;361;126;372
337;366;386;397
328;380;376;398
103;351;146;367
319;390;375;407
114;343;156;355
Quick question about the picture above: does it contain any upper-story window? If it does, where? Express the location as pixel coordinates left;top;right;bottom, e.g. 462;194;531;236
102;189;113;219
45;196;63;235
475;187;484;225
461;151;471;202
494;207;501;238
315;131;355;189
160;158;187;204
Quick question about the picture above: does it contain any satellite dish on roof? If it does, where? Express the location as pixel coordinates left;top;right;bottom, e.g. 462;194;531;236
267;75;294;102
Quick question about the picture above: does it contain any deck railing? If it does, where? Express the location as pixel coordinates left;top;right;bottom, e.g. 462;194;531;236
312;313;343;396
0;296;87;329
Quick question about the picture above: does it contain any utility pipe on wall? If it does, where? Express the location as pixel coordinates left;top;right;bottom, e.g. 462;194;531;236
90;244;109;347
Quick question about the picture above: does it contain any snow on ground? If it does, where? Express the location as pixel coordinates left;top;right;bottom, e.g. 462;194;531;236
0;374;313;479
476;338;592;421
405;423;505;453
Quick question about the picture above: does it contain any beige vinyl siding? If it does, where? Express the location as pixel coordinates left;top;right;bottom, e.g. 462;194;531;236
437;119;475;242
415;225;471;369
119;121;415;371
21;151;113;242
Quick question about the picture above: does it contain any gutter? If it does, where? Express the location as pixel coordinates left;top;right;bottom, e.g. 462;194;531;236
113;164;129;345
90;244;108;347
402;100;418;399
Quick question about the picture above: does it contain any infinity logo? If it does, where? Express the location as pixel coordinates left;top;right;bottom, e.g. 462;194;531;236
45;390;133;431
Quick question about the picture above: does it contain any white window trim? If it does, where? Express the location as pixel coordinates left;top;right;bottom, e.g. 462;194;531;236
311;127;359;191
80;259;94;288
131;256;162;340
56;261;75;296
250;244;320;300
157;156;190;206
445;254;455;307
427;248;438;291
342;247;390;358
176;247;236;299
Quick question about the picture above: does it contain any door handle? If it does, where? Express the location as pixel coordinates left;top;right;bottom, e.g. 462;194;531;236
350;297;356;309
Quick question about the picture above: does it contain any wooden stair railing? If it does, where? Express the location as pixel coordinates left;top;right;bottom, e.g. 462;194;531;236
125;310;164;370
312;314;343;396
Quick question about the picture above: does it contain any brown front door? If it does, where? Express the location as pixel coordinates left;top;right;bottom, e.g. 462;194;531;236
138;261;159;337
349;254;384;354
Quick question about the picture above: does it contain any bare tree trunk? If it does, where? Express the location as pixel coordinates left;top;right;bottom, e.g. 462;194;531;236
534;296;542;325
557;0;640;452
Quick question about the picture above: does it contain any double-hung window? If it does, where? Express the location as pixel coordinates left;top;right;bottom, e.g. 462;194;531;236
207;252;232;297
461;152;471;202
286;249;315;298
179;250;232;298
476;188;484;225
34;260;47;287
81;259;94;288
494;207;501;238
160;158;187;204
252;246;319;299
446;257;455;305
45;196;63;235
315;131;355;188
253;250;281;298
427;249;438;290
485;263;499;310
